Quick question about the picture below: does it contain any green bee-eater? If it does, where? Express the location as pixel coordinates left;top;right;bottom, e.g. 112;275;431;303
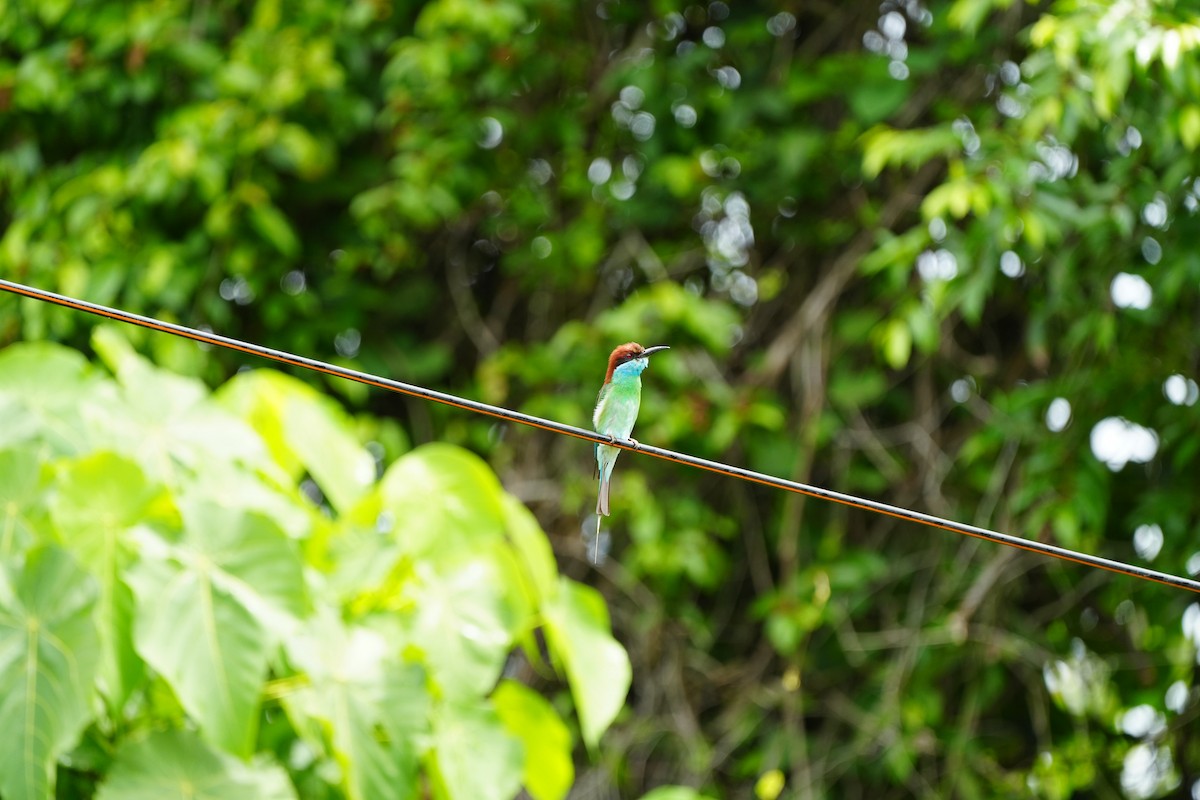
592;342;669;560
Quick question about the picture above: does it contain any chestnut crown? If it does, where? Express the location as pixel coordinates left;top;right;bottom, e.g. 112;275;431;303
603;342;669;383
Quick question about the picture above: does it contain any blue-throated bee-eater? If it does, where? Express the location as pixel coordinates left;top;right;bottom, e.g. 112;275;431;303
592;342;669;559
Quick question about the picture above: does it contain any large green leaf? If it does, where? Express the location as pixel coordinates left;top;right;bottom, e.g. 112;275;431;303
187;461;314;541
0;546;100;800
500;494;558;605
493;680;573;800
0;394;40;451
89;328;278;485
333;443;523;618
0;342;94;403
410;557;516;697
173;498;309;629
542;577;631;748
638;788;716;800
285;612;427;800
128;500;307;755
129;555;267;756
0;343;98;454
429;699;522;800
374;444;508;557
216;370;375;513
96;729;296;800
0;448;42;557
51;452;166;709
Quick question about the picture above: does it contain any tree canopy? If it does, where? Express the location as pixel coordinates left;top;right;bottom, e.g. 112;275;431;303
3;0;1200;797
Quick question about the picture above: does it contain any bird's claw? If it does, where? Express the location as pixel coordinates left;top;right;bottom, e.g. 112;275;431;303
604;434;639;449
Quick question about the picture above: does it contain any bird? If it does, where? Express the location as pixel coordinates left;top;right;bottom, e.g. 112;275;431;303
592;342;669;561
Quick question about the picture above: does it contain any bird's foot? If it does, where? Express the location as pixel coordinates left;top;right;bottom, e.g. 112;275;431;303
604;434;639;449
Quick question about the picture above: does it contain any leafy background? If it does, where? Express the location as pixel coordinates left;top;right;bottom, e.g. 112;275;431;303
3;0;1200;798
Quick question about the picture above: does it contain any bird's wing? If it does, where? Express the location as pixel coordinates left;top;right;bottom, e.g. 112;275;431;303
592;382;611;429
593;382;612;478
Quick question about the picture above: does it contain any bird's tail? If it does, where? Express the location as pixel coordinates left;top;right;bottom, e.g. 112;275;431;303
596;473;611;516
594;514;602;564
595;443;617;516
592;444;619;564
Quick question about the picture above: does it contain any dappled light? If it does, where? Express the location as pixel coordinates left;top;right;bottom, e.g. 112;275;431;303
1090;417;1159;471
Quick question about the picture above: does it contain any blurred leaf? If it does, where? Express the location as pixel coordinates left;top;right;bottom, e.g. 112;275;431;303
639;788;716;800
880;318;912;369
0;547;100;800
543;578;631;748
218;370;374;513
411;556;516;697
51;452;165;709
0;343;96;453
0;449;41;556
861;125;958;178
429;700;522;800
286;613;425;800
1180;105;1200;150
755;769;786;800
493;680;573;800
501;494;558;605
96;729;296;800
374;444;508;557
128;501;306;756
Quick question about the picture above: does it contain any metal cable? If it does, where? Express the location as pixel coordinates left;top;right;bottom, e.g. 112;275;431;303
3;278;1197;593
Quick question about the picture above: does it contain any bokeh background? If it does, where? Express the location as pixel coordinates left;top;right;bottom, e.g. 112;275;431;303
4;0;1200;797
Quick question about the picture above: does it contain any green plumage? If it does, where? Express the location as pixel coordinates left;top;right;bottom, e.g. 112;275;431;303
589;343;667;563
593;369;644;516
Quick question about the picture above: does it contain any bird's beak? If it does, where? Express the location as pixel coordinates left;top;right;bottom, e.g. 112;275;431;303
642;345;670;357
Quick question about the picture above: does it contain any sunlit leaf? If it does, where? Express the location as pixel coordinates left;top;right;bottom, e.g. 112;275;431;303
51;453;167;710
639;788;717;800
128;501;307;755
0;449;42;557
89;329;277;483
493;681;573;800
0;343;97;454
286;613;426;800
429;699;522;800
96;729;296;800
217;370;375;513
542;578;631;748
880;318;912;370
0;547;100;800
861;125;958;179
501;494;558;605
376;444;508;557
410;557;516;697
1180;105;1200;150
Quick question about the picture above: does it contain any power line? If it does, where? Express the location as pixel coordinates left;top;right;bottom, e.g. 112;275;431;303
2;277;1198;594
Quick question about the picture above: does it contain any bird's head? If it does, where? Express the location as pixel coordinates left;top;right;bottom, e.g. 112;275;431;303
604;342;670;383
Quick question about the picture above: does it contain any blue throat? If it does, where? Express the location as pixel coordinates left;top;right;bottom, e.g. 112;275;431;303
612;358;648;381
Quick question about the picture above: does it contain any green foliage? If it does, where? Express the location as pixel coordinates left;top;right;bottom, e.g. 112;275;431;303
6;0;1200;797
95;729;297;800
0;338;620;798
638;788;717;800
0;547;100;800
543;578;632;749
492;681;574;800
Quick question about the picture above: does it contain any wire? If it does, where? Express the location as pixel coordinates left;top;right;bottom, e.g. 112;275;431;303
3;277;1198;594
